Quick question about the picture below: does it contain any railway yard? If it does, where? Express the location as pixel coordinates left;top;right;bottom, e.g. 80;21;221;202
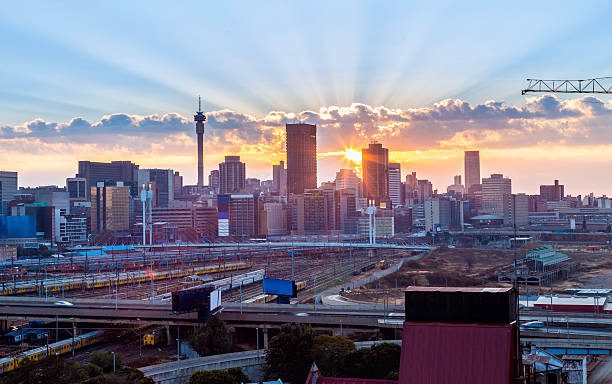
0;244;410;371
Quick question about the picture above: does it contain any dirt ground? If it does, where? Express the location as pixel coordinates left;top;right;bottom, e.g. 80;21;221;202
343;247;611;304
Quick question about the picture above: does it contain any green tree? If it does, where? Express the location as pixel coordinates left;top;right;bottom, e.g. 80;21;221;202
89;350;121;373
188;368;248;384
341;343;401;379
312;335;356;377
189;316;232;356
265;323;315;384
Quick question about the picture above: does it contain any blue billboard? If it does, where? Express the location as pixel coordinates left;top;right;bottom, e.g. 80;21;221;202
0;216;36;239
263;278;297;298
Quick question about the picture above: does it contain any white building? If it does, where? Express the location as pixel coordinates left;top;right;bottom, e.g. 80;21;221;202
388;163;401;207
481;174;511;215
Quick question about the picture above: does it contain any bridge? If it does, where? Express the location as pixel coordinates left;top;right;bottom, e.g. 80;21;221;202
102;241;434;251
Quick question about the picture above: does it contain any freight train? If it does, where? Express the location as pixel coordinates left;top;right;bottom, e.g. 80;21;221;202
0;262;250;296
0;331;103;374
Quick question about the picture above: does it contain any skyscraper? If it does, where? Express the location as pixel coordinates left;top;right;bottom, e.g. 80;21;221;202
138;169;174;207
334;169;360;197
388;162;401;207
464;151;480;194
219;156;246;194
286;123;317;194
362;142;389;205
194;96;206;188
539;180;564;202
90;182;130;232
272;160;287;195
77;160;139;197
208;170;220;193
0;171;18;215
481;173;512;215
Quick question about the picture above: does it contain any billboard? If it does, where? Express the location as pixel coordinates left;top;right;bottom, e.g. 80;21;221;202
263;278;297;298
210;289;222;313
171;286;213;313
0;216;36;239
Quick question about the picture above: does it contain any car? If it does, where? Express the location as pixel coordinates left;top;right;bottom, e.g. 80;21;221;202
295;312;309;317
54;301;74;307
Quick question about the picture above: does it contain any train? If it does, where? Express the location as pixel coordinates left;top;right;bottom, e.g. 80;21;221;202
0;262;250;296
0;331;103;374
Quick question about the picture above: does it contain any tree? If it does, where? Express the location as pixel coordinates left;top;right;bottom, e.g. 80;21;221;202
312;335;355;377
188;368;248;384
340;343;401;379
190;316;231;356
265;323;315;384
89;350;121;373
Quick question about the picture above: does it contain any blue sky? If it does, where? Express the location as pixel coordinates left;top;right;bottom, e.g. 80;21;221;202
1;1;612;193
1;1;610;123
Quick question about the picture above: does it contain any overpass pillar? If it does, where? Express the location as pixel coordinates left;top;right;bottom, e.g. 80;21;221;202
0;320;7;332
262;328;269;349
166;325;171;346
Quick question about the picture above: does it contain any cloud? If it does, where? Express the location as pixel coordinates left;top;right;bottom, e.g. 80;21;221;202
1;95;611;157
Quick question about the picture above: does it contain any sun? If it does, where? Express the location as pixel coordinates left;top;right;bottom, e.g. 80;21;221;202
343;148;362;164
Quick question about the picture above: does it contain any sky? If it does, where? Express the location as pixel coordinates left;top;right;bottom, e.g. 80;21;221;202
1;1;612;195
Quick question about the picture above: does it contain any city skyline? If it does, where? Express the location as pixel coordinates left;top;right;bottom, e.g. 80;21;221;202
2;1;612;194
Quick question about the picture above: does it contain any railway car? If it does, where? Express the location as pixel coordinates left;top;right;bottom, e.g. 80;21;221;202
295;280;308;291
143;332;160;346
0;331;103;375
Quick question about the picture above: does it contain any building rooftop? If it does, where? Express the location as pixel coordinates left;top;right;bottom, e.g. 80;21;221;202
533;296;607;306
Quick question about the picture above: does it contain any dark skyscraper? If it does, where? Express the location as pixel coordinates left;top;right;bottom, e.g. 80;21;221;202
286;123;317;194
362;142;389;205
194;96;206;188
77;160;139;198
219;156;246;194
464;150;480;194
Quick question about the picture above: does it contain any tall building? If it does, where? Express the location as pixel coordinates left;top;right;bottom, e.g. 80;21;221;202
259;202;287;236
447;175;465;195
481;173;512;215
540;179;564;202
334;169;360;197
138;169;174;207
272;161;287;195
194;96;206;188
208;170;220;193
286;123;317;194
66;177;87;201
417;179;433;202
424;197;464;232
503;193;529;227
0;172;18;215
335;188;358;233
388;163;401;207
320;182;337;231
77;160;139;198
405;172;418;204
464;151;480;194
362;143;389;205
173;172;183;197
90;182;130;232
219;156;246;194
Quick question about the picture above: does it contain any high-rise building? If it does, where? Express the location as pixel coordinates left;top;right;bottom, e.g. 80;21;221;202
388;163;401;207
66;177;87;201
219;156;246;194
417;179;433;202
194;96;206;188
0;171;18;215
447;175;465;195
320;182;336;231
77;161;139;198
272;161;287;195
90;182;130;232
464;151;480;194
503;193;529;227
335;188;358;233
405;172;418;204
481;174;512;215
259;202;287;236
208;170;220;193
424;196;464;232
138;169;174;207
362;143;389;205
334;169;360;197
286;123;317;194
173;172;183;197
539;180;564;202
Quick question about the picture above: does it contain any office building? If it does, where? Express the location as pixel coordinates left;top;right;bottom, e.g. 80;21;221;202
90;182;131;232
0;171;18;215
540;180;564;202
335;188;358;233
58;215;88;245
503;193;529;227
217;194;257;237
286;123;317;194
272;161;287;195
388;162;401;207
208;170;220;193
77;160;139;197
405;172;418;204
424;197;464;232
417;179;433;203
393;206;413;233
138;169;174;207
447;175;465;195
219;156;246;194
173;172;183;197
66;177;87;201
357;215;394;239
464;151;480;193
362;142;389;205
334;169;360;197
320;182;337;231
481;174;512;215
259;202;287;236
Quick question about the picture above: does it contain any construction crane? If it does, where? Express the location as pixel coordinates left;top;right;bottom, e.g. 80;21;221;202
521;76;612;95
